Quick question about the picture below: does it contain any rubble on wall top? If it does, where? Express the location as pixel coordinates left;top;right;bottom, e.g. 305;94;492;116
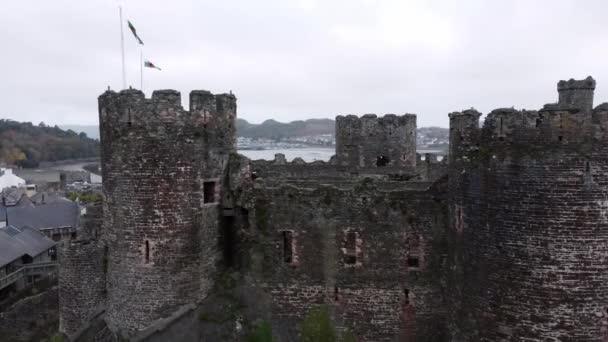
336;113;416;122
448;109;481;119
557;76;595;90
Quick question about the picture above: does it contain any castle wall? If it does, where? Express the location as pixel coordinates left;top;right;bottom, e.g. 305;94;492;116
251;153;436;182
447;77;608;341
98;88;234;335
336;114;417;168
59;239;106;337
250;178;448;341
0;285;58;342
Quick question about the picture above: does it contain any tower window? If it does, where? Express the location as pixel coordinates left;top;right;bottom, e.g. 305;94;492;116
376;155;389;167
407;257;419;269
345;231;357;264
282;231;293;263
145;240;150;264
203;181;216;204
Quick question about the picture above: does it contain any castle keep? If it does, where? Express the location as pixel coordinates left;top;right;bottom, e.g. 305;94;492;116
59;77;608;341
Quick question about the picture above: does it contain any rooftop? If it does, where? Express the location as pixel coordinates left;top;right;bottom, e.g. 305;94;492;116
0;226;56;268
7;201;79;231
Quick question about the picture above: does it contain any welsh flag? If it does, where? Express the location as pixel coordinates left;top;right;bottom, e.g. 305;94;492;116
144;60;161;70
127;20;144;45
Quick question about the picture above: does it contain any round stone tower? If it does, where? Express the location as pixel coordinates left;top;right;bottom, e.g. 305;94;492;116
448;77;608;340
98;88;236;335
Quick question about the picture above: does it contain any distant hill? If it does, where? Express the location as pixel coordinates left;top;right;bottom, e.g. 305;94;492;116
236;118;335;140
0;120;100;167
60;125;99;140
61;118;449;148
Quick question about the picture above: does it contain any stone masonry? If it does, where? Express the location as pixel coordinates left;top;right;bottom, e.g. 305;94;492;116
58;77;608;341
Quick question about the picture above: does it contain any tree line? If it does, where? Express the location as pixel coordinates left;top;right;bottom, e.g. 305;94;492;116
0;120;100;167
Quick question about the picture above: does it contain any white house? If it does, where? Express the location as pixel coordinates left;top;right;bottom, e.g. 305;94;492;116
0;168;26;191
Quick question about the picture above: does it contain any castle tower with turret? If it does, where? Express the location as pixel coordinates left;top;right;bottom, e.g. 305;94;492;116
96;88;236;336
57;78;608;341
447;77;608;341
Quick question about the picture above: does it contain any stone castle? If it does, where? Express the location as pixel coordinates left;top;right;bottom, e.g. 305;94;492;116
58;77;608;341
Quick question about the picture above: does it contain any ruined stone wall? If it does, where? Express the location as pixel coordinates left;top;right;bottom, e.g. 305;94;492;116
251;157;345;180
0;286;58;342
79;203;103;240
447;77;608;341
336;114;417;168
251;153;425;183
250;178;448;341
415;153;447;182
98;88;234;335
59;239;106;337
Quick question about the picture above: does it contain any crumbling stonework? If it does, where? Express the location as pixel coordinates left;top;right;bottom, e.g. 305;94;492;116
59;239;106;337
0;284;58;342
249;178;448;341
59;77;608;342
447;77;608;341
336;114;417;168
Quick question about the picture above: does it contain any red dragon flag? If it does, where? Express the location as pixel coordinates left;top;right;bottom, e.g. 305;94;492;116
127;20;144;45
144;60;161;70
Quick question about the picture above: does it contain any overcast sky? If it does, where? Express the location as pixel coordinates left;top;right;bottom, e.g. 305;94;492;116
2;0;608;127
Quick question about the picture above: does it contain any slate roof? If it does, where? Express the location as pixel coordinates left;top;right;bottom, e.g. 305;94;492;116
0;226;55;268
7;201;79;231
13;170;61;184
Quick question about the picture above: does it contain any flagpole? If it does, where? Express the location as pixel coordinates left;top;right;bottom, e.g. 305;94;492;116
140;48;143;91
119;6;126;89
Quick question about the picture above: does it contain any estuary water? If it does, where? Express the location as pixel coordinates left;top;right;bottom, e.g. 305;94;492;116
239;147;445;162
52;147;445;183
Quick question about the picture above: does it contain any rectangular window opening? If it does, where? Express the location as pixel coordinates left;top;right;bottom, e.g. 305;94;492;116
203;181;216;204
345;231;357;264
282;231;293;263
407;257;419;268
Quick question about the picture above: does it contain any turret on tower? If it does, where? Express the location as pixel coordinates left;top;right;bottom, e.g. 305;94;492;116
557;76;595;112
335;113;416;168
97;88;235;336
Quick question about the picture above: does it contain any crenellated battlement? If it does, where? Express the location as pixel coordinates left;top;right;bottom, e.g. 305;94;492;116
335;113;416;131
99;88;235;130
335;113;417;168
449;78;608;160
557;76;595;112
98;88;237;156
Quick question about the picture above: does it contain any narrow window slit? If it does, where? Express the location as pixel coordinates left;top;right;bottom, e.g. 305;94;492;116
282;231;293;263
145;240;150;264
499;117;503;136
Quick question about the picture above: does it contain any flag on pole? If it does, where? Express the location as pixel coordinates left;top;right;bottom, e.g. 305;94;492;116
144;60;161;70
127;20;144;45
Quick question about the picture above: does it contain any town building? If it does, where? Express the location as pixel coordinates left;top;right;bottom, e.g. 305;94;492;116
0;168;25;190
0;225;57;301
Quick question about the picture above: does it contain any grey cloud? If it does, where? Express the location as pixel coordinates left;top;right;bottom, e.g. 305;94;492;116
2;0;608;127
